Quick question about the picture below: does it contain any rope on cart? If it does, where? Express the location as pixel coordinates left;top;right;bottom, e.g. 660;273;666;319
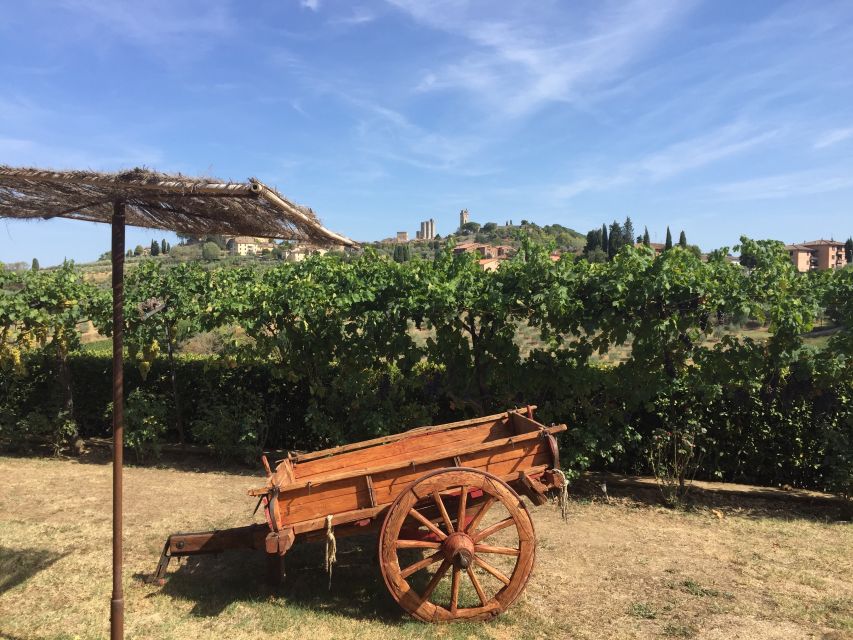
553;469;569;522
324;514;337;590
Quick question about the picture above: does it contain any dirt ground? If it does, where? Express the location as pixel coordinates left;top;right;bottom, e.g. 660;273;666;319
0;454;850;640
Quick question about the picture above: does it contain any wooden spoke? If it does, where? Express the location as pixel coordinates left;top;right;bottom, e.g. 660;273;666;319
420;559;451;604
408;508;447;540
432;489;454;534
379;468;536;622
400;551;443;579
472;516;515;543
449;566;461;614
395;539;442;549
474;556;511;586
467;566;488;606
474;544;520;556
464;495;496;534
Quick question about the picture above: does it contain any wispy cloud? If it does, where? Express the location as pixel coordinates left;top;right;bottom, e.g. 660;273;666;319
330;7;375;26
51;0;231;57
300;0;320;11
711;169;853;201
554;122;779;198
814;127;853;149
351;99;490;173
390;0;692;118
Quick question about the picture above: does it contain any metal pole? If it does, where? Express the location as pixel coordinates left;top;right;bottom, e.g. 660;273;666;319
111;200;125;640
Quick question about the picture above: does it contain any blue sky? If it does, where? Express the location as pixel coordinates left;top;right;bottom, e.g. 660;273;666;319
1;0;852;266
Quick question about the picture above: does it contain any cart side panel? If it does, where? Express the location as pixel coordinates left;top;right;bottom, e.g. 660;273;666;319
278;440;552;527
292;416;513;482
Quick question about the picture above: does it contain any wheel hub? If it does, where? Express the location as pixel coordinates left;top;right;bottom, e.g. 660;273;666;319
442;531;475;569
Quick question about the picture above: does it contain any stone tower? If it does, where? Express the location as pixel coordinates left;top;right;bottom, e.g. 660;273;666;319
459;209;470;228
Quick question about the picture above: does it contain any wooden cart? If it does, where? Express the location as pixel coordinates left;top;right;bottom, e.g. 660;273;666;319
151;407;567;622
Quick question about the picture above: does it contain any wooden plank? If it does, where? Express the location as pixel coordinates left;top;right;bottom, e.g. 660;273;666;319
290;410;519;463
252;425;564;496
281;460;549;531
365;475;376;508
516;471;549;506
276;448;552;525
293;418;511;480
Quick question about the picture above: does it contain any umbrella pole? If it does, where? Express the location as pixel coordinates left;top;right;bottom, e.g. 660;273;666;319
111;200;125;640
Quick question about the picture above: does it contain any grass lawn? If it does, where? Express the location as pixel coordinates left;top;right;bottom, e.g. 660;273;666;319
0;455;850;640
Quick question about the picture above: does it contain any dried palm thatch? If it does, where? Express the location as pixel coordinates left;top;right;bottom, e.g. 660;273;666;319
0;165;355;246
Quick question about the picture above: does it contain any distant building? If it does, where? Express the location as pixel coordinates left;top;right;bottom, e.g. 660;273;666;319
415;219;435;241
226;236;276;256
478;258;501;272
396;231;409;243
786;239;847;272
459;209;470;228
284;244;343;262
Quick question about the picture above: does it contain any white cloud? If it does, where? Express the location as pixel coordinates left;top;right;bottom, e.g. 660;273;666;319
57;0;230;43
554;122;778;198
390;0;692;118
300;0;320;11
330;7;375;26
711;169;853;201
814;127;853;149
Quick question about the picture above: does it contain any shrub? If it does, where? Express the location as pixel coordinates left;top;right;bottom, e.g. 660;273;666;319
201;242;220;261
190;386;268;463
105;388;169;462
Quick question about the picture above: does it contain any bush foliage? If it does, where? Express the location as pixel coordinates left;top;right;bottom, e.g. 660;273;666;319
1;239;851;495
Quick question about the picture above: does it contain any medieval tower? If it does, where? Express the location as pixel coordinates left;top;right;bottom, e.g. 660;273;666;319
459;209;470;228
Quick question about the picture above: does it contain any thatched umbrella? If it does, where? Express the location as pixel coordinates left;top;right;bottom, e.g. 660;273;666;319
0;165;355;640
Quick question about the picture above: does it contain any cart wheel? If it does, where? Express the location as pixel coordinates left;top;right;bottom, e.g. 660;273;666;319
379;468;535;622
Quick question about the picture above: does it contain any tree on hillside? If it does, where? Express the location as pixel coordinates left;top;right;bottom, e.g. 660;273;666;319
392;243;411;263
126;249;133;258
601;224;608;255
665;227;673;251
622;217;635;246
460;221;481;234
845;237;853;264
134;245;144;256
201;242;220;261
31;258;39;272
482;222;498;232
678;230;688;248
586;248;608;263
643;227;651;246
150;239;160;256
161;239;168;255
584;228;602;253
608;220;623;259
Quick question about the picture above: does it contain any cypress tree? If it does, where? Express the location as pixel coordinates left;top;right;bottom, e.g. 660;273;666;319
31;258;39;272
643;227;651;246
608;220;623;259
601;224;608;255
584;229;601;253
845;237;853;264
665;227;673;251
150;239;160;256
622;217;635;246
161;239;167;254
678;230;687;248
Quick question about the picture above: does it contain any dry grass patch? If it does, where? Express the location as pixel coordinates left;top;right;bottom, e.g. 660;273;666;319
0;455;850;640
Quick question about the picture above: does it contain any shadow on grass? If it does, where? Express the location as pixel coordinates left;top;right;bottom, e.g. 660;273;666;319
0;444;264;478
575;473;852;522
0;546;68;595
135;535;409;624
